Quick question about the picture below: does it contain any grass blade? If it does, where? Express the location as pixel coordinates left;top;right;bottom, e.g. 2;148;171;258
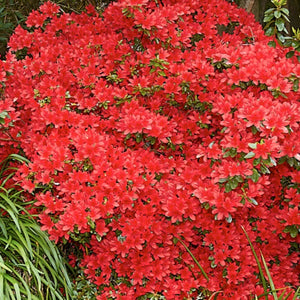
208;291;223;299
13;282;22;300
292;287;300;300
0;154;74;299
0;217;8;239
241;226;268;299
279;290;292;300
7;153;31;165
176;235;209;282
260;251;278;300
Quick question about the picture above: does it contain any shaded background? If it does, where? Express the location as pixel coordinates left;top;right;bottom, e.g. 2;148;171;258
240;0;300;30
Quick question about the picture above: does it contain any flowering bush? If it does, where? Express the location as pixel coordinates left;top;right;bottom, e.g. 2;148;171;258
0;0;299;298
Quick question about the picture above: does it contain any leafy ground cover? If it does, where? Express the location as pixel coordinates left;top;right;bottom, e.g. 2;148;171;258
0;154;74;299
0;0;299;299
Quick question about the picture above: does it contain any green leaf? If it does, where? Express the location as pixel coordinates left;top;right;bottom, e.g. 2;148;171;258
251;168;260;183
0;219;7;239
0;261;12;273
0;154;74;299
275;19;285;32
7;154;31;165
286;51;294;58
265;8;276;14
282;14;290;23
223;147;237;158
265;26;275;36
13;282;22;300
230;178;239;190
278;289;292;300
176;236;209;282
260;164;270;174
280;8;289;15
292;40;300;48
248;143;257;150
268;40;276;48
241;226;268;299
269;157;277;166
236;175;244;183
0;197;21;231
135;133;143;143
260;252;278;300
293;78;299;92
287;157;296;167
292;287;300;300
219;178;228;183
249;198;258;205
172;237;178;245
283;225;299;238
277;33;286;43
226;213;233;223
244;152;255;159
225;182;232;192
157;70;166;77
274;11;281;18
264;14;274;23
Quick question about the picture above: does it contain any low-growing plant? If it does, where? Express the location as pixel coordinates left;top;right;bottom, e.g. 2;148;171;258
0;154;74;300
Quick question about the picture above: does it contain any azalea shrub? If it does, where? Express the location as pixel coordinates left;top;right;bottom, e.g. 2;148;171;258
0;0;299;299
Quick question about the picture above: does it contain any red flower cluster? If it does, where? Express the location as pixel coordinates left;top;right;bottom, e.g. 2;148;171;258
1;0;299;298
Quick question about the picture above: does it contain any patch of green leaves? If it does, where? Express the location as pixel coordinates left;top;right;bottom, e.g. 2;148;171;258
0;154;74;300
264;0;290;45
283;225;299;238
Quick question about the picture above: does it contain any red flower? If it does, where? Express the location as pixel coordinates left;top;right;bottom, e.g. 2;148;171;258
95;220;109;236
39;1;60;15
